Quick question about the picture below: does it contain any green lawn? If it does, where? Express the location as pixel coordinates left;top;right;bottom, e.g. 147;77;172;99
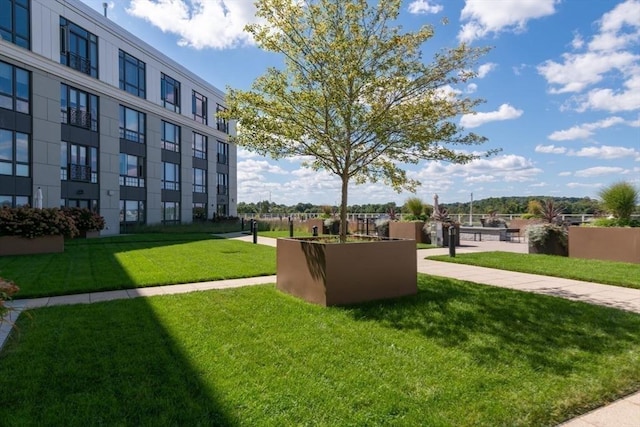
258;230;313;238
427;251;640;289
2;275;639;426
0;234;276;298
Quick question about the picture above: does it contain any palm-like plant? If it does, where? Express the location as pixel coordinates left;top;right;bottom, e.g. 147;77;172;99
540;199;564;224
599;181;639;222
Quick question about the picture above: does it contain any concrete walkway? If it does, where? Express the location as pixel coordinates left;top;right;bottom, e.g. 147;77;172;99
1;235;639;426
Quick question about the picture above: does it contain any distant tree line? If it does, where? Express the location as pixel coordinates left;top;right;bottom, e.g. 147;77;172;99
236;196;628;216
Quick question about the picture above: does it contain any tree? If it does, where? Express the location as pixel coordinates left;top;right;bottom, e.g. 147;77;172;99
224;0;496;242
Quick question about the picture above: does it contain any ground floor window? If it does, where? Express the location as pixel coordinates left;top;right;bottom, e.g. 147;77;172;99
193;202;206;221
61;198;98;212
217;204;227;216
120;199;145;233
0;194;29;208
162;201;180;224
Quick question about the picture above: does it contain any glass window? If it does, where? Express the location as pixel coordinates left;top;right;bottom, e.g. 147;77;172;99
161;74;181;113
216;104;229;133
119;50;146;98
60;18;98;78
119;105;146;143
61;142;97;183
0;61;30;113
217;172;228;195
119;153;145;187
192;90;207;124
0;128;29;176
193;202;206;221
217;141;229;164
120;199;146;230
193;168;206;193
60;84;98;131
162;201;180;223
192;132;207;159
0;0;30;49
217;204;228;216
162;121;180;152
162;162;180;190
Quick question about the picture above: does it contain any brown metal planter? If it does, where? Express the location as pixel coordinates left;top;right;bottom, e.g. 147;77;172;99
276;237;417;306
389;221;429;243
0;235;64;256
569;227;640;263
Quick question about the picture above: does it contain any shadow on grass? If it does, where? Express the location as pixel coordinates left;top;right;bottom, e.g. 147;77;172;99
0;297;238;425
345;274;640;375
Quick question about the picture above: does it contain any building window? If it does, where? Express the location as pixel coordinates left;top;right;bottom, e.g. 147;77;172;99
119;50;146;98
0;0;30;49
60;84;98;131
161;73;180;113
192;132;207;160
0;194;29;208
162;121;180;152
217;204;227;216
217;172;228;195
60;18;98;78
217;141;229;165
193;168;206;193
0;61;29;113
192;90;207;124
119;153;145;187
119;105;146;143
0;129;29;176
193;202;206;221
216;104;229;133
63;198;98;212
61;142;98;183
162;162;180;190
120;199;145;225
162;201;180;223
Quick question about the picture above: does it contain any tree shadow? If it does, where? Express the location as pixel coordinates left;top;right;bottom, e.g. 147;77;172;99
344;274;640;375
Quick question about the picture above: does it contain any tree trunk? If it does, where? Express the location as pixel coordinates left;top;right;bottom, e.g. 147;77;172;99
340;175;349;243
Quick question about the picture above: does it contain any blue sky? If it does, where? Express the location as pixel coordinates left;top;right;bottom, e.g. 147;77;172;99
81;0;639;206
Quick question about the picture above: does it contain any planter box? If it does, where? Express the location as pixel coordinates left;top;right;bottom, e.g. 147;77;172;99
277;237;417;306
0;235;64;256
528;236;568;256
79;230;100;239
389;221;429;243
307;219;324;235
569;227;640;263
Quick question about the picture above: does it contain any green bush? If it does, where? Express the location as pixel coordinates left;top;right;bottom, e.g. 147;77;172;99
61;207;106;232
589;217;640;228
0;207;78;239
599;181;639;221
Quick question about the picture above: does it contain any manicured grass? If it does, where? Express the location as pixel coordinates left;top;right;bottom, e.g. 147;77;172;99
0;234;276;298
427;251;640;289
417;243;438;249
2;275;639;426
259;230;313;238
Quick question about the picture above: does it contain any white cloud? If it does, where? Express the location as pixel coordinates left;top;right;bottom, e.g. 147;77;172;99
568;145;640;160
237;147;260;159
477;62;497;78
567;182;604;188
574;166;626;177
237;159;288;175
589;0;640;52
571;32;584;50
458;0;558;42
126;0;257;49
535;144;567;154
460;103;523;128
466;83;478;93
576;74;640;112
548;116;626;140
558;172;572;176
407;0;443;15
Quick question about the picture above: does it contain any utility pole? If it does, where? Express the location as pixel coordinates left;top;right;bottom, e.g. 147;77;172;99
470;192;473;226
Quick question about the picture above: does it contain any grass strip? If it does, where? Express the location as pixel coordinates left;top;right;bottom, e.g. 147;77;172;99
0;234;276;298
1;274;639;426
427;251;640;289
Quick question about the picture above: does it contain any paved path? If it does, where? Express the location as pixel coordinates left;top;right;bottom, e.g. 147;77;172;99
1;235;639;426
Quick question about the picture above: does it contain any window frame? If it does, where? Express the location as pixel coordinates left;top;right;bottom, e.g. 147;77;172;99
60;17;98;78
119;153;145;188
192;90;207;124
193;168;206;193
0;128;29;177
162;161;180;191
192;132;207;160
119;50;146;98
60;84;98;131
161;73;181;113
0;0;30;49
161;121;181;152
0;60;30;114
119;105;146;143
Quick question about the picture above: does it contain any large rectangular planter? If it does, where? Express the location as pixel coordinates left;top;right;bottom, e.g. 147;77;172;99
0;235;64;256
277;237;417;306
569;227;640;263
389;221;429;243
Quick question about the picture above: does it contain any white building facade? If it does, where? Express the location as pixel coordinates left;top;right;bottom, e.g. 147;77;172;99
0;0;237;234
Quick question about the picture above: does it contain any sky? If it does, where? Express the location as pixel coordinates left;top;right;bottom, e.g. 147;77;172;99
80;0;640;206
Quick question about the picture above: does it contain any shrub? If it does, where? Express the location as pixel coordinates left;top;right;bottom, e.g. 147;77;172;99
540;199;564;224
375;218;390;237
0;207;78;239
404;197;424;217
599;181;639;222
61;207;106;232
0;277;19;322
525;223;568;248
589;217;640;228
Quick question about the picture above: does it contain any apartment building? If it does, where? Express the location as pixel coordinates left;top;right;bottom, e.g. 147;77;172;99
0;0;237;234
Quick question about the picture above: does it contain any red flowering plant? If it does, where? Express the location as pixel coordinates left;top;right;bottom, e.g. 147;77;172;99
61;207;106;233
0;206;78;238
0;276;19;322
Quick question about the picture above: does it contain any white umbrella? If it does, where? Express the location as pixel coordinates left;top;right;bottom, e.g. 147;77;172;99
35;187;43;209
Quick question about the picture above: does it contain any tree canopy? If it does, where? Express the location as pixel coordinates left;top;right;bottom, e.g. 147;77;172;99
223;0;497;241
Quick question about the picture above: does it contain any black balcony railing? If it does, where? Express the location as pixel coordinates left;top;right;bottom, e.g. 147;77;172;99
217;185;228;195
69;163;91;182
69;107;92;129
67;51;91;75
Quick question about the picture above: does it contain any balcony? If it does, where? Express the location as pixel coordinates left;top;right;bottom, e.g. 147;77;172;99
69;163;91;182
66;51;91;75
217;185;228;195
69;107;92;129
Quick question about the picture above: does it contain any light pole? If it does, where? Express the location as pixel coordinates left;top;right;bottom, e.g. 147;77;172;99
469;192;473;226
